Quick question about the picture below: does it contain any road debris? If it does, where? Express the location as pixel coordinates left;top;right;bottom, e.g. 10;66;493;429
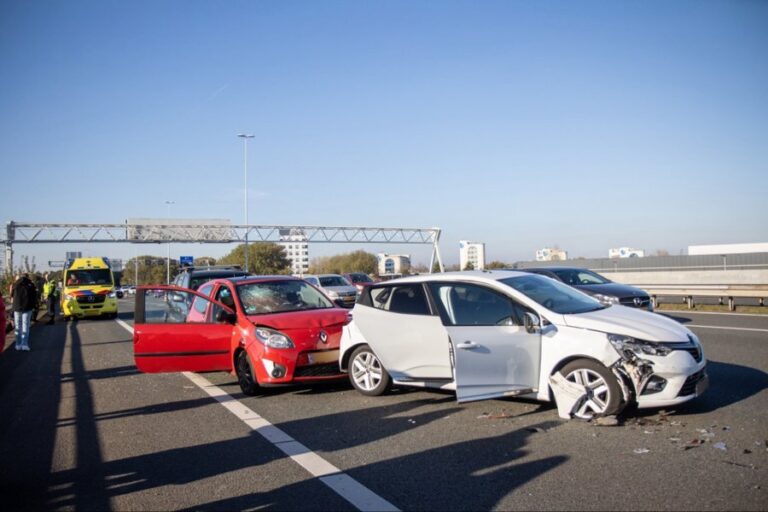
477;412;514;420
683;439;706;450
713;442;728;451
633;448;650;454
548;372;587;419
593;416;619;427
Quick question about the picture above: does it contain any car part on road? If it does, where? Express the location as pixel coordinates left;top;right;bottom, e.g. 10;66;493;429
548;372;588;419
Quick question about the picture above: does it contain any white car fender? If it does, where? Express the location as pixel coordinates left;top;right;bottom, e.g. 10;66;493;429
536;324;623;402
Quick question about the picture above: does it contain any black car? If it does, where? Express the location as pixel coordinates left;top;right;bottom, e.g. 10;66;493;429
172;265;250;291
519;267;653;311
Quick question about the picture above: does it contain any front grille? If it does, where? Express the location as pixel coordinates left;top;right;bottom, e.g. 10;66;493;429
77;295;106;304
294;363;343;378
667;342;703;363
619;296;650;308
677;368;707;397
681;346;703;363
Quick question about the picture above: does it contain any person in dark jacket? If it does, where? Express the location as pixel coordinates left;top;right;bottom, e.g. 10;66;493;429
11;273;37;351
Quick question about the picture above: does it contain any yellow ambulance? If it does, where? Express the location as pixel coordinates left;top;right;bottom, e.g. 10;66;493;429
61;257;119;320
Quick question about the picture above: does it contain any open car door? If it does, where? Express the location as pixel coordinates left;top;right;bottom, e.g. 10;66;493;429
428;281;541;403
133;286;234;373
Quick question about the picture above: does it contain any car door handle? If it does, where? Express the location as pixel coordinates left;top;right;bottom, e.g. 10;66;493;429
456;341;478;350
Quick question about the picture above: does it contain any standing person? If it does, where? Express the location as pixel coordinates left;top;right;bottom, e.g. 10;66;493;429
11;273;37;351
43;273;59;325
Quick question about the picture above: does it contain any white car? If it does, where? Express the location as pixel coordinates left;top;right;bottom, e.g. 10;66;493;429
302;274;358;308
340;271;707;419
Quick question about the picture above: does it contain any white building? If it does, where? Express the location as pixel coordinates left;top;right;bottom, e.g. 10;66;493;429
688;243;768;256
279;229;310;274
378;253;411;276
459;240;485;270
536;247;568;262
608;247;645;258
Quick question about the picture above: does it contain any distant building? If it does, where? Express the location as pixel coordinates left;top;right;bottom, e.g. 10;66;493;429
536;248;568;262
608;247;645;258
378;253;411;276
459;240;486;270
688;243;768;256
279;229;309;274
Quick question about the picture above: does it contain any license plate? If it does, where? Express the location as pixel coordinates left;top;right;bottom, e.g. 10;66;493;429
307;350;339;365
695;374;709;396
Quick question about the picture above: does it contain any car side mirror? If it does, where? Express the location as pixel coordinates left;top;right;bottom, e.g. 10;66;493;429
216;310;237;324
524;312;541;334
170;292;186;303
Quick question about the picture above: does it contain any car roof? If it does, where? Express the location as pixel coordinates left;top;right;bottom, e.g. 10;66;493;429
371;270;530;285
182;268;249;277
520;266;588;271
216;275;304;285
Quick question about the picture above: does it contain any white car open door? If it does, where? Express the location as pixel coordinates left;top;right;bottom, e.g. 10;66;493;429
352;283;452;380
428;281;541;402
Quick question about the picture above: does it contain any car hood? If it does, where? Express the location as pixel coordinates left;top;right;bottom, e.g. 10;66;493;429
247;308;349;349
574;282;648;298
562;306;690;342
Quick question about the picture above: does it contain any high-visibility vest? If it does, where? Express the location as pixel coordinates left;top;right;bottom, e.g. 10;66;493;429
43;281;56;299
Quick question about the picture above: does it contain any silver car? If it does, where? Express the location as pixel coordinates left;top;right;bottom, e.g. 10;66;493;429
302;274;358;308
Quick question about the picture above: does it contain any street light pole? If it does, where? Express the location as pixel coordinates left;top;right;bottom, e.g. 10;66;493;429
237;133;255;272
165;200;175;284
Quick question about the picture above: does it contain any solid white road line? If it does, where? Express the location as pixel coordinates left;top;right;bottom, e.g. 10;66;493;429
118;320;399;512
660;310;768;318
688;324;768;333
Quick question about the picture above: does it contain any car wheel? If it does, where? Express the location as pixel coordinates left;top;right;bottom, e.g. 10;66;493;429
236;350;259;396
560;359;623;419
349;345;391;396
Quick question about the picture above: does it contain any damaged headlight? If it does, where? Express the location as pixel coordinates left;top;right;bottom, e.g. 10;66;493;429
607;334;671;357
254;327;294;349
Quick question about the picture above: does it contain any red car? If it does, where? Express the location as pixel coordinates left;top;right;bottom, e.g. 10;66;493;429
343;272;377;293
133;276;351;394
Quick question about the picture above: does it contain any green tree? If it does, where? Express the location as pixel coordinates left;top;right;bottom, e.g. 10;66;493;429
463;261;475;271
308;250;378;275
219;243;291;274
122;256;172;285
486;261;509;269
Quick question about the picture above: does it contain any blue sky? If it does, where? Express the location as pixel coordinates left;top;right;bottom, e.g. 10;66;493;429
1;1;766;269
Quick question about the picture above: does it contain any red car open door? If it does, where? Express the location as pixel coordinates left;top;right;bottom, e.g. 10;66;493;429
133;286;234;373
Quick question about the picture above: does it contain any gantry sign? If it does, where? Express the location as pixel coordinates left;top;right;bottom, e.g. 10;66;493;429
3;220;444;272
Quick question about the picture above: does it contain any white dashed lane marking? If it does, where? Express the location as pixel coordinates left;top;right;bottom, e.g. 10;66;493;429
118;319;399;512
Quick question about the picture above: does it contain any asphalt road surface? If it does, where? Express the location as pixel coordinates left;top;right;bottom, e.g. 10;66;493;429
1;298;766;511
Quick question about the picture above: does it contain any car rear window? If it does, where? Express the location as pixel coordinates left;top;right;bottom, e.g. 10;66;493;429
369;284;430;315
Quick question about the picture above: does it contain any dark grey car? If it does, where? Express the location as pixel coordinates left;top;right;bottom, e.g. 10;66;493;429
519;267;653;311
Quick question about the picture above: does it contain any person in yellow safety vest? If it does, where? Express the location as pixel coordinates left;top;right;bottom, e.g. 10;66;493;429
42;273;59;325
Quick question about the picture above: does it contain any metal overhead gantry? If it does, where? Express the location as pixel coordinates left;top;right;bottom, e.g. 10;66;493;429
3;220;444;273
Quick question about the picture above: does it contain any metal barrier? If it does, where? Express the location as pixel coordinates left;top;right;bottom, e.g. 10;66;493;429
643;285;768;311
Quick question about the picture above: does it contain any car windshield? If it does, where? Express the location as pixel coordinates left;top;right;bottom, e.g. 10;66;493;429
348;273;373;284
65;269;112;287
551;269;610;286
236;280;334;315
500;275;606;314
319;276;350;287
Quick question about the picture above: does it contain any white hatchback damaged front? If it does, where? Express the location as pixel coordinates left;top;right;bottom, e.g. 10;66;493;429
538;304;708;411
340;271;707;419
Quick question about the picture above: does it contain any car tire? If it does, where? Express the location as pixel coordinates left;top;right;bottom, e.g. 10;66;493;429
236;350;259;396
349;345;391;396
559;358;624;419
